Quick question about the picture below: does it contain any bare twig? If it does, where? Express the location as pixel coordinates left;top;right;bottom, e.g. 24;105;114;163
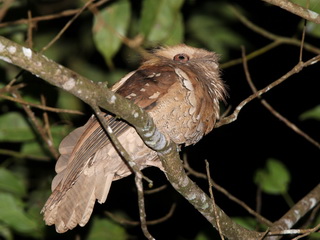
0;0;110;28
0;148;50;161
40;95;54;148
264;223;320;238
205;160;224;240
105;204;176;226
229;5;320;54
221;41;282;69
0;0;14;22
26;10;34;49
241;46;320;148
184;160;273;227
135;174;155;240
144;184;167;194
0;82;25;93
91;105;153;186
292;223;320;240
262;0;320;24
10;90;59;159
0;94;83;114
41;0;94;52
216;54;320;128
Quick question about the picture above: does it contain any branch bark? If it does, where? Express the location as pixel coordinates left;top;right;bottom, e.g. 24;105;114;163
1;36;317;239
262;0;320;24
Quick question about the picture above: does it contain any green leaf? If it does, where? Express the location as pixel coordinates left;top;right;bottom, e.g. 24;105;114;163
290;0;320;13
0;112;36;142
20;124;72;161
20;141;47;158
290;0;320;38
0;168;26;197
232;217;258;230
187;14;245;60
195;232;210;240
299;105;320;121
0;193;39;237
139;0;185;45
87;217;127;240
0;222;13;240
93;0;131;68
254;158;291;195
51;124;74;148
165;13;184;45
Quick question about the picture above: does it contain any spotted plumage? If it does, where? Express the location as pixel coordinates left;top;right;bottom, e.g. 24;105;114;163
41;44;227;233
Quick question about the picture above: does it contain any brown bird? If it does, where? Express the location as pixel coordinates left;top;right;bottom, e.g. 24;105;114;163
41;44;227;233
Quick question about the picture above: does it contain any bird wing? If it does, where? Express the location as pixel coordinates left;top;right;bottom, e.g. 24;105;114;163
41;63;178;233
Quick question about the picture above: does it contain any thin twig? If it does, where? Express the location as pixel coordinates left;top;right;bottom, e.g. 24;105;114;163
229;5;320;54
221;41;282;69
11;90;59;159
91;103;155;239
0;94;83;115
90;105;153;186
41;0;94;52
0;148;50;161
0;0;14;22
241;46;320;149
205;160;225;240
105;204;176;226
264;223;320;238
184;159;273;227
0;0;110;28
40;95;54;148
292;223;320;240
135;174;155;240
144;184;167;194
26;10;34;49
299;21;306;62
216;54;320;128
0;82;25;94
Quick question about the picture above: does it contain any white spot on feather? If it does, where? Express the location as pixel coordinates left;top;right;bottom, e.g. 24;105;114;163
107;126;113;133
149;91;160;99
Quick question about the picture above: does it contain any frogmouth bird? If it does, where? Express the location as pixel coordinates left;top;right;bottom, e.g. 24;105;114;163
41;44;227;233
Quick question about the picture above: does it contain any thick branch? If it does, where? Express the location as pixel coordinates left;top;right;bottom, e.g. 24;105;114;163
0;36;263;239
267;184;320;240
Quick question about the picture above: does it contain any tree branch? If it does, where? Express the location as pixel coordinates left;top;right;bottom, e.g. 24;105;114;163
216;54;320;128
266;184;320;240
0;35;289;240
262;0;320;24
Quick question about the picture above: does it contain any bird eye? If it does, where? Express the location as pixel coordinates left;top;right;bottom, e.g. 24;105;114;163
173;53;190;62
